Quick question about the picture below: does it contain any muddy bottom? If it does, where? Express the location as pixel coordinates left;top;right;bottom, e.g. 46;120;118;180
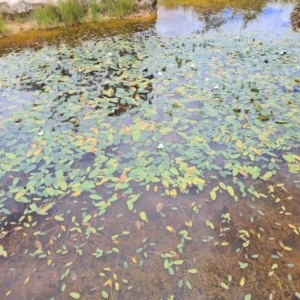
0;169;300;299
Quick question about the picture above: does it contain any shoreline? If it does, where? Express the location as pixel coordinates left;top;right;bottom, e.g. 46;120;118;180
0;4;157;38
0;11;157;54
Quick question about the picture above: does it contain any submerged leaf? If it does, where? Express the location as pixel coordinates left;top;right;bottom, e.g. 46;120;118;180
70;292;80;299
220;282;229;290
239;261;249;269
226;186;234;196
156;202;164;213
139;211;148;222
166;226;176;233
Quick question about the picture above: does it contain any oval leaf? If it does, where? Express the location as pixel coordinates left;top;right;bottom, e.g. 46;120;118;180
70;292;80;299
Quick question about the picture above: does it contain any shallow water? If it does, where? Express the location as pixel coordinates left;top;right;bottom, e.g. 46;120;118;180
0;1;300;299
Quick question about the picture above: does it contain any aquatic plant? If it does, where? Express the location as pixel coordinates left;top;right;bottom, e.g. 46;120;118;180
0;29;299;299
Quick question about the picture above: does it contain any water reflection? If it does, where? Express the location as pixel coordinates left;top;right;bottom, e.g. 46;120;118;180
155;7;201;36
156;0;298;36
0;0;299;54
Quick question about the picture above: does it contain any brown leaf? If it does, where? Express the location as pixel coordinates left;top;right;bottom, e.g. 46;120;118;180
156;202;164;213
35;240;43;249
118;169;128;183
135;220;142;230
70;270;78;281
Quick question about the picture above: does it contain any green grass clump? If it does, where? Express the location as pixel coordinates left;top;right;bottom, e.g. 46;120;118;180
34;5;59;28
6;0;140;31
33;0;86;28
97;0;136;18
90;1;102;22
57;0;86;26
0;14;7;35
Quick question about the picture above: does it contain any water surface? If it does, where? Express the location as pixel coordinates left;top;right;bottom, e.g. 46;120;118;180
0;1;300;299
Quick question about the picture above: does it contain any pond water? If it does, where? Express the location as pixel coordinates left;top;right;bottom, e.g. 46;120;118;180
0;1;300;299
156;2;294;36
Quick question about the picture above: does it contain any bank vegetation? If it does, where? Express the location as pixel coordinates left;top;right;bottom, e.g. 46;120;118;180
0;0;155;36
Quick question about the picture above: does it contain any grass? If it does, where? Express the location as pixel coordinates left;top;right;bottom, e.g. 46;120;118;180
34;5;60;28
1;0;150;34
0;14;7;35
33;0;86;28
32;0;137;28
89;0;137;21
57;0;86;26
90;1;102;22
103;0;136;18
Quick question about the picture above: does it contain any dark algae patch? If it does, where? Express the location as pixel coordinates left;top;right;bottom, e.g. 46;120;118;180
0;20;300;300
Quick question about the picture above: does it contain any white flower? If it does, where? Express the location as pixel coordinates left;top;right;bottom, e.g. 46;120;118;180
38;131;44;136
157;72;163;76
157;143;164;149
108;52;112;56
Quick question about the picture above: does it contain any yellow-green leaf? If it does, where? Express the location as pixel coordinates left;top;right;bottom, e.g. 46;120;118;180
102;290;109;298
70;292;80;299
82;215;92;223
139;211;148;222
173;259;184;265
54;215;64;222
239;277;245;287
220;282;229;290
210;190;216;201
261;171;273;180
166;226;176;233
15;190;26;201
227;186;234;196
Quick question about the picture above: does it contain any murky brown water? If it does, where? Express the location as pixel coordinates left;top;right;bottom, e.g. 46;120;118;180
0;1;300;299
1;171;300;299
